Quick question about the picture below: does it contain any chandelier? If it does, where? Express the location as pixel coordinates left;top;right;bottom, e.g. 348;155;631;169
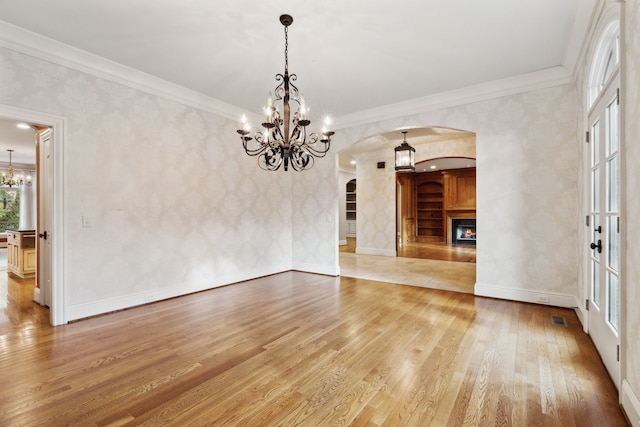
394;131;416;172
237;14;334;171
1;149;30;188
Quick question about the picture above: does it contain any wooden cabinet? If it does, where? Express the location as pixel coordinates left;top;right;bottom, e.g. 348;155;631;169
7;229;36;278
443;168;476;210
415;172;444;243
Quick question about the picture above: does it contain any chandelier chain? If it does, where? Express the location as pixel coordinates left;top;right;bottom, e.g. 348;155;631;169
284;25;288;73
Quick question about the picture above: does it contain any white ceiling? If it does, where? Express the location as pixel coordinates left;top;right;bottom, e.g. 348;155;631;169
0;119;37;165
0;1;596;167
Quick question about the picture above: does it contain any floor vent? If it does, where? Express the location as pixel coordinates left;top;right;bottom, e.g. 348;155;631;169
551;316;567;327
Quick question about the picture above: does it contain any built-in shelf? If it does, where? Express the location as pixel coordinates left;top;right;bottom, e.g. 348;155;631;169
346;179;356;236
416;182;444;241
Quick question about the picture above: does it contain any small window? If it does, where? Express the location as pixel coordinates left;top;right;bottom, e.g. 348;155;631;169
0;190;20;232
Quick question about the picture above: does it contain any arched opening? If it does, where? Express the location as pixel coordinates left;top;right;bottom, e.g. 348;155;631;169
337;126;476;293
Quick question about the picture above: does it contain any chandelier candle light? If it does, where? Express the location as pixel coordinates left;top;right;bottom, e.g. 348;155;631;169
237;14;334;171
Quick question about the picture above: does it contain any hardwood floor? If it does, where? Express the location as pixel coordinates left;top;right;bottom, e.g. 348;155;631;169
340;238;476;294
0;271;626;426
397;241;476;263
341;238;477;263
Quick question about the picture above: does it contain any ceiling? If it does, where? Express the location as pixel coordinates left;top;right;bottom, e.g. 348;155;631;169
0;1;595;168
0;119;37;165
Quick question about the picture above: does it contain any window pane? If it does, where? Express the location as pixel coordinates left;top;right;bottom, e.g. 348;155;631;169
592;260;600;308
601;50;614;88
592;168;600;212
607;98;619;155
608;216;619;272
608;271;619;332
591;121;600;166
607;156;619;212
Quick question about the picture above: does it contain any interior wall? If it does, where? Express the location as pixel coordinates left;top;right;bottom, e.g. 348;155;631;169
336;82;579;302
290;153;339;276
353;149;397;256
415;136;476;161
0;46;294;320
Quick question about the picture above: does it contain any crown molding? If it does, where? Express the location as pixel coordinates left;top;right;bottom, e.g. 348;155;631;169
333;66;575;130
1;19;577;131
0;20;244;121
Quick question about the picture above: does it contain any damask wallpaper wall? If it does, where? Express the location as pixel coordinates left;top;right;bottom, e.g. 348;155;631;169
337;84;579;300
2;4;639;418
0;47;294;316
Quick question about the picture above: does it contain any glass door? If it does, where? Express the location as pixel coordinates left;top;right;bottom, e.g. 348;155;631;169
587;75;620;388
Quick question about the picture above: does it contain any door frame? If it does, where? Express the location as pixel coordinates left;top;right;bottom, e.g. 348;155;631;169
581;5;624;389
0;104;65;326
584;72;621;387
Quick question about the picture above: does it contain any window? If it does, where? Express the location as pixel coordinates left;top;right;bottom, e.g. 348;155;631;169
588;22;620;109
0;190;20;232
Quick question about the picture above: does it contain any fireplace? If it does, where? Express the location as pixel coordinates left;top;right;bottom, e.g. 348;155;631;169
451;218;476;245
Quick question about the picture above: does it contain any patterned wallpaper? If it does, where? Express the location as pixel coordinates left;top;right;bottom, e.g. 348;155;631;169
0;47;293;309
3;21;633;404
337;84;579;295
3;9;638;411
623;0;640;403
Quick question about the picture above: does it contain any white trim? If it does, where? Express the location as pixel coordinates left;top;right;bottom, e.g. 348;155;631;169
563;0;599;77
0;20;244;122
292;262;339;277
0;105;65;326
66;266;291;322
334;67;574;129
338;239;347;246
355;247;396;257
574;304;587;332
33;286;41;304
474;283;579;308
622;380;640;427
1;20;575;130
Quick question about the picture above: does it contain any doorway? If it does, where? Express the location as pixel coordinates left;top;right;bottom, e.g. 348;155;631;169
0;118;43;326
583;14;621;390
0;106;63;326
337;128;477;294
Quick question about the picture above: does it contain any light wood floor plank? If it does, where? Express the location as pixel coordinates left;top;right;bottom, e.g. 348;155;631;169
0;271;628;426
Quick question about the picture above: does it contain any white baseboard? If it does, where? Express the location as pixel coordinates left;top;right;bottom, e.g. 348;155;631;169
66;265;291;322
339;239;347;246
622;380;640;427
292;262;339;276
574;304;587;332
356;247;396;257
474;283;579;308
33;286;41;305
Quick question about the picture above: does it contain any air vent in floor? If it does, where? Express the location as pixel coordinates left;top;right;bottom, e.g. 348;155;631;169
551;316;567;327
